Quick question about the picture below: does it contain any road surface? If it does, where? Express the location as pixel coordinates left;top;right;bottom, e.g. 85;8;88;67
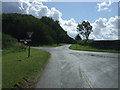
33;45;118;88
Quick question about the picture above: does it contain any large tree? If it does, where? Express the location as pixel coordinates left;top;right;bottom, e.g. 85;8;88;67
77;20;93;40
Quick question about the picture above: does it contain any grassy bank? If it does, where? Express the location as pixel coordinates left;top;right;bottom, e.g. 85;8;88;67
2;48;50;88
39;43;66;47
69;44;120;53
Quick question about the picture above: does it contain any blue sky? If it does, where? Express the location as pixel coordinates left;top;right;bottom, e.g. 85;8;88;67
43;2;118;23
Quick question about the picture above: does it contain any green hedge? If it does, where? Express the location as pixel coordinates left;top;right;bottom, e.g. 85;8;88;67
89;40;120;50
78;40;120;51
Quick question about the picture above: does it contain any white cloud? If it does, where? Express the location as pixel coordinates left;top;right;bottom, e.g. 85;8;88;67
90;16;118;40
49;8;62;20
59;18;78;38
19;1;62;20
19;0;51;2
97;1;112;12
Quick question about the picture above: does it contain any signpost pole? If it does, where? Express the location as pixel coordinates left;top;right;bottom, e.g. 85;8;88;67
28;41;30;57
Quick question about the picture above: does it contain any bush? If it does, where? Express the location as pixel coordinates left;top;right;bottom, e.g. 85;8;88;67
2;33;25;52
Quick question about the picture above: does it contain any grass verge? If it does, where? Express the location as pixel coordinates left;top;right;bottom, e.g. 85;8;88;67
2;48;50;88
39;43;66;47
69;44;120;53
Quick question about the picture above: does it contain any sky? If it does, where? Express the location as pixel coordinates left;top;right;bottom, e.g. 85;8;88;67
2;0;119;40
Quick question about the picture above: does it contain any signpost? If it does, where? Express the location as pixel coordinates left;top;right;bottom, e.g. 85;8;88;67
20;39;31;44
27;32;33;38
27;32;33;57
20;32;33;57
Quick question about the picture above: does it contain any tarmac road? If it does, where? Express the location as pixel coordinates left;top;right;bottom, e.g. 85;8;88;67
33;45;118;88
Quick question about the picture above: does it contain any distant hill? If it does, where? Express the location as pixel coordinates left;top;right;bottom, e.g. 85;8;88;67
2;13;75;45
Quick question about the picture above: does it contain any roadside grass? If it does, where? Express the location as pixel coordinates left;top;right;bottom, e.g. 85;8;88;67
2;47;25;55
39;43;66;47
69;44;120;53
2;48;50;88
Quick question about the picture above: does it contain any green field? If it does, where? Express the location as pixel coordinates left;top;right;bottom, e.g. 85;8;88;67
69;44;120;53
2;48;50;88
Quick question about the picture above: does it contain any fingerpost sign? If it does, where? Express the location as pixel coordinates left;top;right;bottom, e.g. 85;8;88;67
27;32;34;57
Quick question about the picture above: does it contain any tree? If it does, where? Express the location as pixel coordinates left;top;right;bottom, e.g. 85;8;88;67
77;20;93;40
75;34;82;41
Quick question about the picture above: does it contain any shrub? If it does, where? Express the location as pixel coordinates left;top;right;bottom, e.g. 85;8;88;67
2;33;25;52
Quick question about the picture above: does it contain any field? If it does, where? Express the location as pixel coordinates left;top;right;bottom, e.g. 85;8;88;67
2;48;50;88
